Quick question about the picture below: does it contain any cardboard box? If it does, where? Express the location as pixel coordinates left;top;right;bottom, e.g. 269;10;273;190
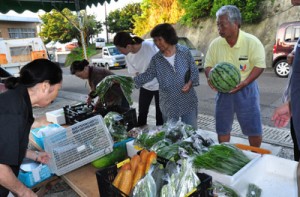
46;108;66;125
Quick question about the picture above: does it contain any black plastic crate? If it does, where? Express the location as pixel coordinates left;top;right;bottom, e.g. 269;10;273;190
95;106;137;131
96;164;129;197
96;163;213;197
189;173;213;197
63;103;95;125
63;103;137;130
122;108;137;131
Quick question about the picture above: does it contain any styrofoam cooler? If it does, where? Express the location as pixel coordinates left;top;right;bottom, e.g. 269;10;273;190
232;154;298;197
198;150;261;186
44;115;114;176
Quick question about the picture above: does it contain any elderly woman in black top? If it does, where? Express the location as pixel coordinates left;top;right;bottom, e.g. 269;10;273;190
0;59;62;196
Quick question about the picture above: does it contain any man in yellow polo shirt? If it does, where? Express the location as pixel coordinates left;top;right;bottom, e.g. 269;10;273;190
204;5;266;147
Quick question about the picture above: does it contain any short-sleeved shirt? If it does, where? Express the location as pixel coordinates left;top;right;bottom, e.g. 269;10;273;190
126;40;159;91
134;44;199;118
204;30;266;81
0;85;34;196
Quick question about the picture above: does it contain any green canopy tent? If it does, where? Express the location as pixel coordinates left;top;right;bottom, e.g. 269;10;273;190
0;0;116;58
0;0;114;13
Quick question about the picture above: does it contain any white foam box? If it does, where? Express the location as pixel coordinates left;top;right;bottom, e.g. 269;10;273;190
198;150;261;186
232;154;298;197
46;108;66;125
126;139;143;158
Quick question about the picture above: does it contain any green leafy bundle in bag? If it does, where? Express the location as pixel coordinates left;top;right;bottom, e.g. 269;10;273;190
93;75;134;105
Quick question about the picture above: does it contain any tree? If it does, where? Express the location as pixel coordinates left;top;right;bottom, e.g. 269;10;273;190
106;3;142;33
39;9;76;44
133;0;185;36
39;8;103;46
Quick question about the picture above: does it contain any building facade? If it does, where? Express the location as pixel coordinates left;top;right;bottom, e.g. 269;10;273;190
0;14;41;39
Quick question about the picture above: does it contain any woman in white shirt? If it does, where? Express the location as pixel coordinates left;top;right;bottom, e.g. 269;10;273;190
114;32;163;127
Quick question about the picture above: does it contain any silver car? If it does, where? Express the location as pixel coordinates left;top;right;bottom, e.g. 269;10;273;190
146;37;204;70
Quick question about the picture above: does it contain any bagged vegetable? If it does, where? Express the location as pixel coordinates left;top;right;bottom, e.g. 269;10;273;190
94;75;134;105
132;169;157;197
104;111;127;142
212;181;240;197
163;120;195;143
134;129;166;149
161;159;200;197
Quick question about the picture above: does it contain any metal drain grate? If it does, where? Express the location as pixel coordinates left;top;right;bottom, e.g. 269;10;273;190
198;114;293;148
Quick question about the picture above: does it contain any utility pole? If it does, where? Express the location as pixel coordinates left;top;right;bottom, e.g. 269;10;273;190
104;2;109;43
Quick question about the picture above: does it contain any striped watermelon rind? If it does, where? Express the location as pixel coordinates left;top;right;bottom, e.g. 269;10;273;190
208;62;241;93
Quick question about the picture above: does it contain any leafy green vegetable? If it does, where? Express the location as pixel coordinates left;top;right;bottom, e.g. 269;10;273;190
104;111;127;142
193;143;250;176
135;131;166;149
93;75;134;105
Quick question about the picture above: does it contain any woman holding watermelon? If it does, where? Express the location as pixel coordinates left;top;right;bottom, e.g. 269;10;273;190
204;5;266;147
133;23;199;130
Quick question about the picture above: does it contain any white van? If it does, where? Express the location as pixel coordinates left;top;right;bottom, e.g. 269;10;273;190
95;38;105;49
91;46;126;69
0;37;48;76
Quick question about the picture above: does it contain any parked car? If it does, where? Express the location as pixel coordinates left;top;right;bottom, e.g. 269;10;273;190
146;37;204;70
95;37;106;49
272;21;300;77
177;37;205;70
91;46;126;69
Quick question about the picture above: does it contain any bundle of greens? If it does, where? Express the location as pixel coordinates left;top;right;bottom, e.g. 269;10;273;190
134;131;166;150
93;75;134;105
193;143;250;176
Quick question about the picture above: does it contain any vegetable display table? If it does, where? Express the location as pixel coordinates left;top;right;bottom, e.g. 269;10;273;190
29;128;100;197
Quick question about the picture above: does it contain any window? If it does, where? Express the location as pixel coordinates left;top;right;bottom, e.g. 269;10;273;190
284;26;293;42
8;28;36;39
284;26;300;42
294;27;300;41
108;47;121;55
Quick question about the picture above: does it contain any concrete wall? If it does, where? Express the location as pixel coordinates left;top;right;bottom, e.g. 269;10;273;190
174;0;300;68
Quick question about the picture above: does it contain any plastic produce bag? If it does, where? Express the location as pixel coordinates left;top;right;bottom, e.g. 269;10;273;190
132;169;157;197
212;181;240;197
134;128;166;149
103;111;127;142
94;75;134;105
161;159;200;197
163;120;193;143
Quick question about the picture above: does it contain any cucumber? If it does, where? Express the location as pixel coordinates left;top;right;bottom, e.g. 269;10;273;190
91;145;127;168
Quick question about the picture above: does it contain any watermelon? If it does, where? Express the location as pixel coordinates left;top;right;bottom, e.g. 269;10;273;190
208;62;241;93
